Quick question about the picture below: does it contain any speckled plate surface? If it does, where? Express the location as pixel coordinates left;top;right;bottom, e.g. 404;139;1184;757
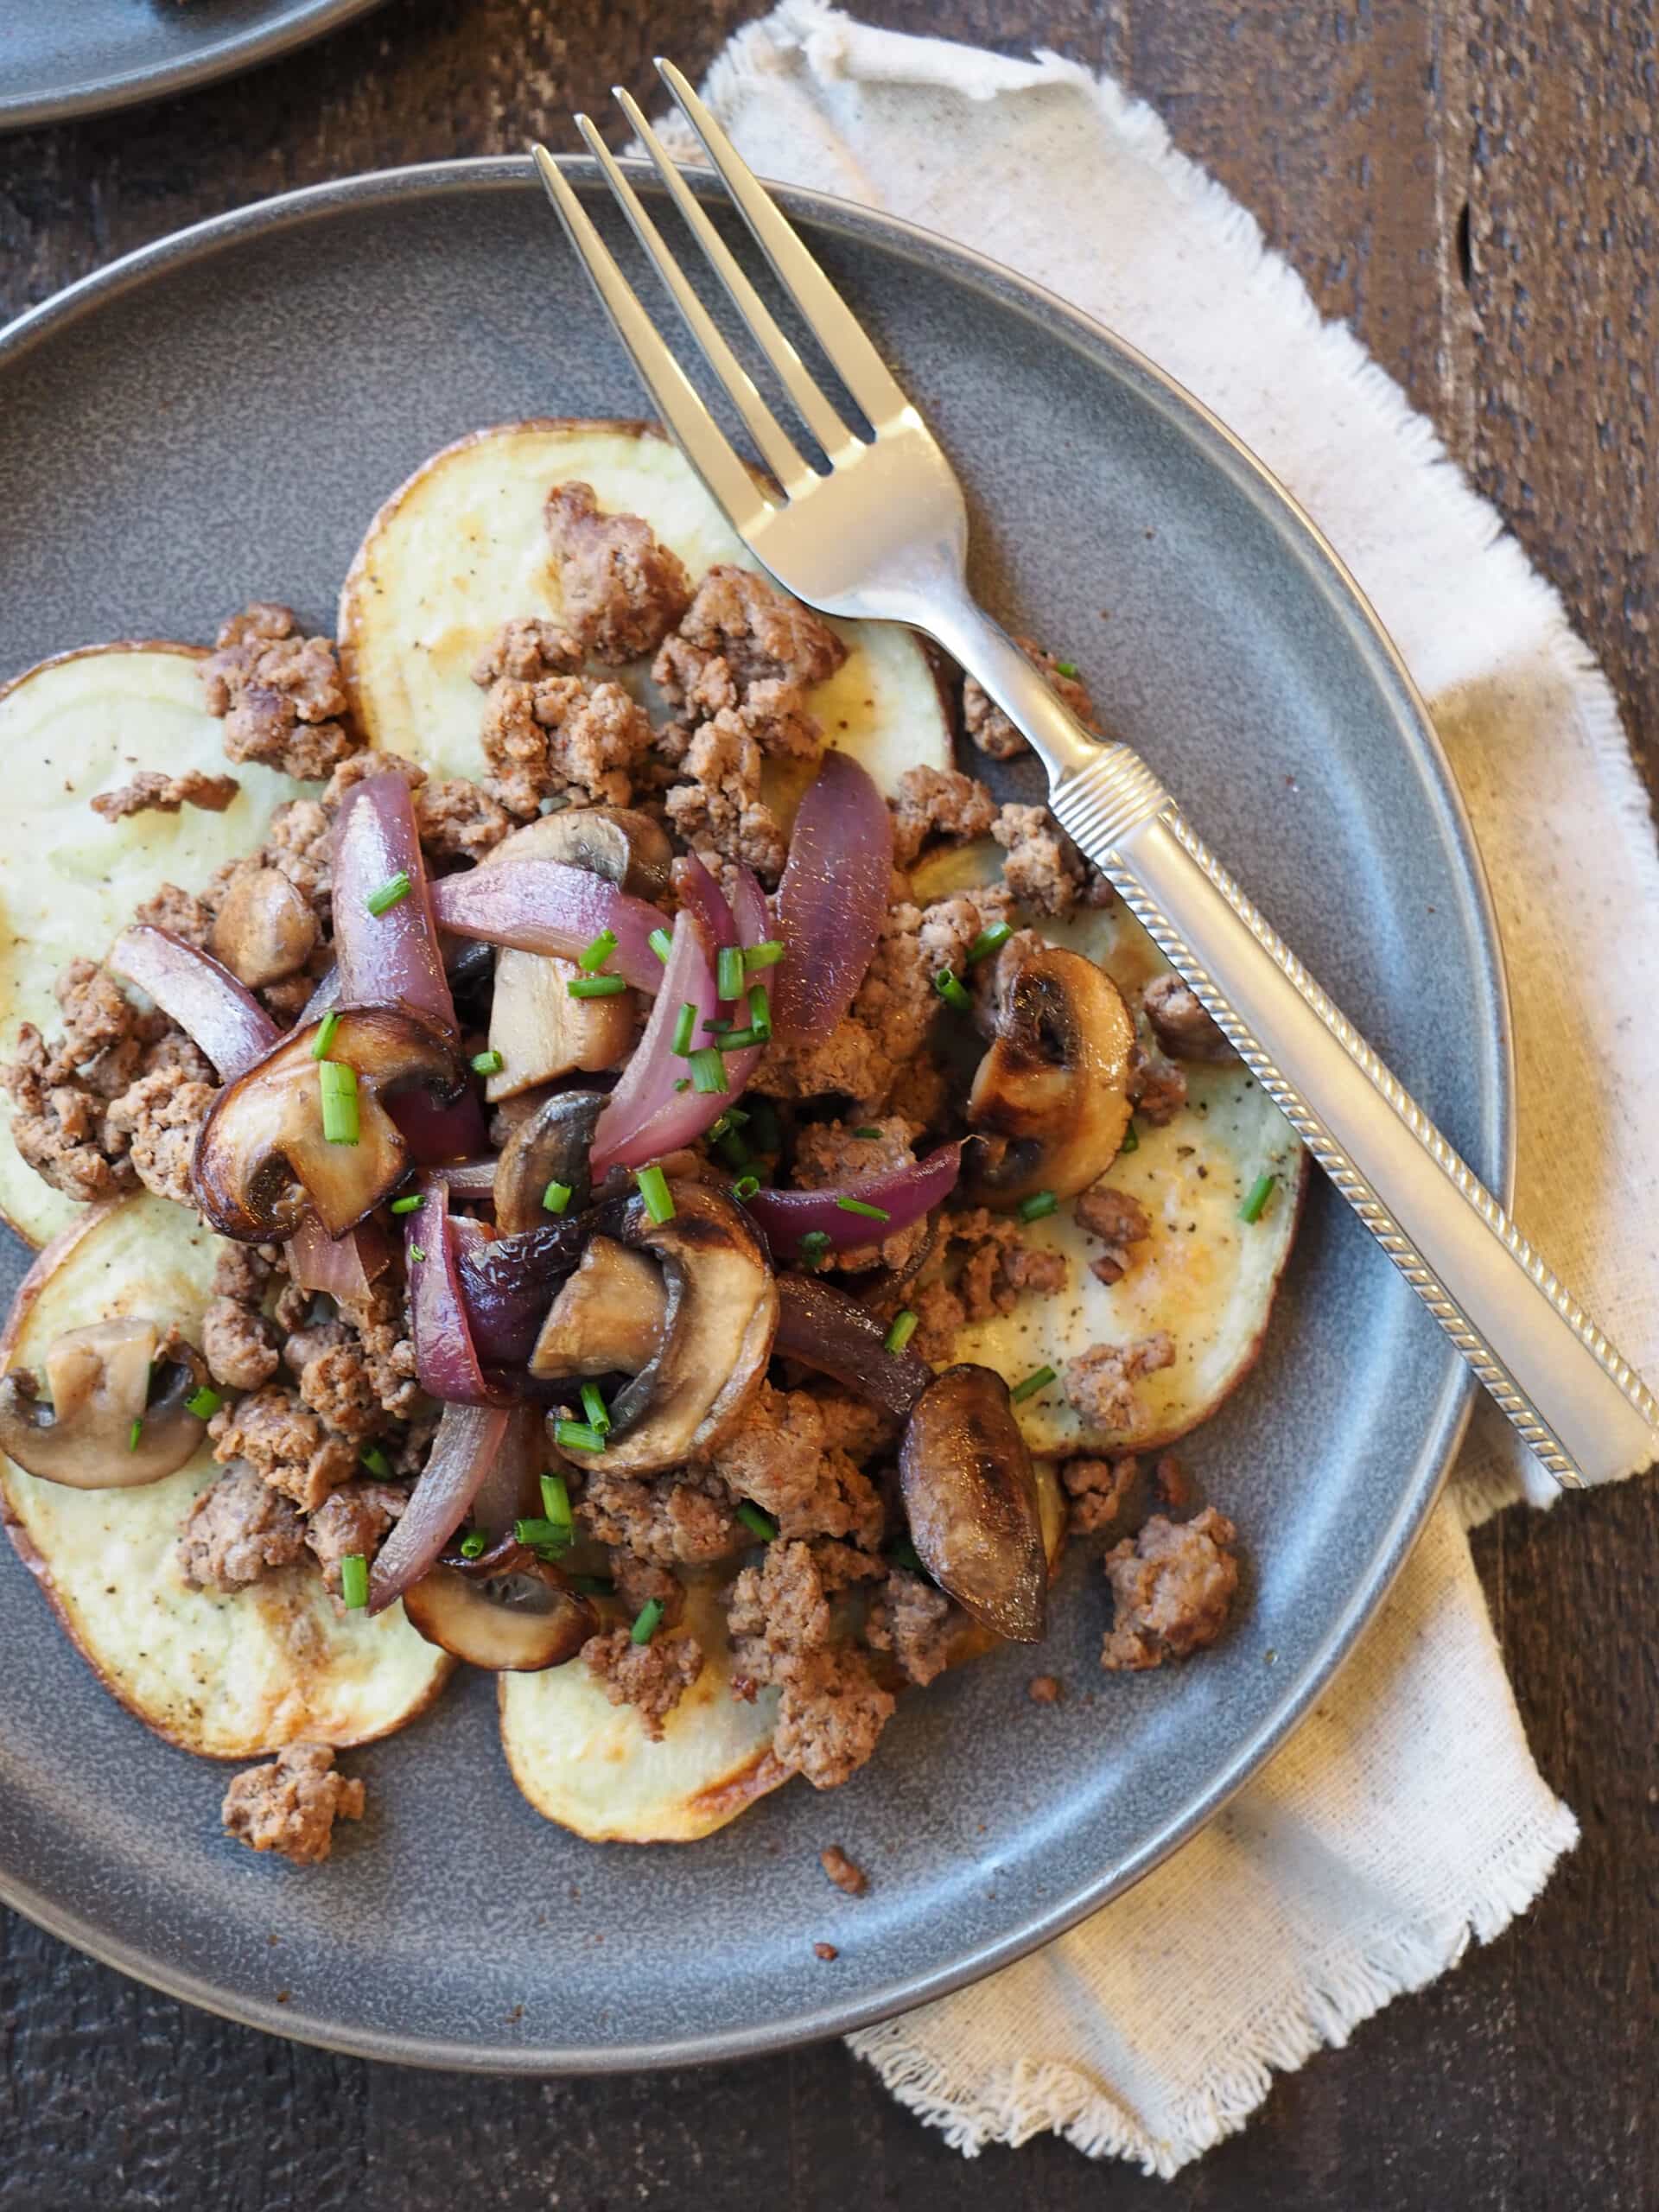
0;160;1509;2070
0;0;385;132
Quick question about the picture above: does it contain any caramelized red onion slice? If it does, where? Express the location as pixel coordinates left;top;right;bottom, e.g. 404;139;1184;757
386;1082;490;1166
333;772;456;1034
287;1211;391;1299
429;860;667;993
454;1218;584;1368
367;1400;512;1614
405;1180;496;1405
439;1156;501;1201
743;1141;963;1259
111;925;278;1081
772;750;891;1037
774;1273;931;1419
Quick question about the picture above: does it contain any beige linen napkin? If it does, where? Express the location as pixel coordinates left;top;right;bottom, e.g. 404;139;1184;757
664;4;1659;2174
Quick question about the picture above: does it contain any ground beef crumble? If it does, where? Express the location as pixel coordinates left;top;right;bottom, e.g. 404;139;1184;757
1128;1042;1188;1126
544;481;692;664
1063;1333;1178;1436
583;1625;704;1739
477;659;656;816
865;1568;958;1687
1027;1675;1064;1704
575;1464;746;1567
1074;1182;1153;1285
221;1743;365;1866
92;767;239;822
727;1540;894;1789
888;766;997;868
820;1844;869;1897
177;1463;308;1592
202;603;359;783
305;1480;408;1595
706;1381;885;1548
208;1386;358;1515
963;639;1099;761
1063;1450;1194;1541
663;707;788;880
1101;1508;1239;1671
105;1065;217;1207
991;802;1096;918
653;564;845;707
1141;972;1235;1063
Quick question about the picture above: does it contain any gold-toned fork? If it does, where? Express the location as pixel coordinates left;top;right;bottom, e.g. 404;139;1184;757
531;60;1659;1492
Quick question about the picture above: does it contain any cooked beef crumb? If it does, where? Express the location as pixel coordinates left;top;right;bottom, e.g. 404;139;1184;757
544;480;692;664
576;1464;746;1567
1027;1675;1064;1704
814;1942;840;1961
963;639;1099;761
1064;1332;1177;1436
208;1386;357;1514
727;1540;893;1789
888;766;997;868
1074;1182;1153;1285
653;564;845;707
176;1462;308;1592
305;1480;408;1596
415;777;513;861
477;666;655;815
811;1390;901;1468
865;1569;958;1687
819;1844;869;1897
611;1554;687;1631
133;882;216;946
707;1381;885;1548
202;604;359;783
1062;1453;1150;1541
663;707;789;880
332;1281;423;1426
1101;1508;1238;1671
221;1743;365;1866
105;1065;217;1206
791;1116;929;1274
471;617;582;685
92;767;239;822
202;1294;282;1392
1141;972;1235;1063
283;1320;391;1442
582;1625;704;1739
991;802;1090;918
1128;1043;1188;1126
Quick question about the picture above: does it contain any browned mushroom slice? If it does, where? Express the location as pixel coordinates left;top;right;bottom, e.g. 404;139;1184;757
208;866;321;988
899;1363;1047;1643
404;1536;597;1672
555;1181;777;1476
0;1317;209;1489
484;810;671;1102
530;1236;672;1380
192;1007;464;1241
966;945;1135;1208
493;1089;606;1235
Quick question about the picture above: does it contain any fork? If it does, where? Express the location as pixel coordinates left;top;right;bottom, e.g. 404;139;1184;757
531;61;1659;1492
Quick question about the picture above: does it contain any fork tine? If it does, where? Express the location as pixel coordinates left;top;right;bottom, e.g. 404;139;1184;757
615;88;858;467
572;117;813;496
531;146;774;537
653;59;913;435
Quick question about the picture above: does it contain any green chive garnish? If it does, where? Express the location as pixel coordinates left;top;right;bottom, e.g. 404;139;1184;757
709;1108;749;1137
550;1421;607;1456
542;1471;576;1531
127;1415;143;1451
674;1077;690;1092
688;1047;728;1096
391;1192;423;1215
798;1230;832;1264
631;1598;664;1645
671;1001;697;1056
648;927;672;964
853;1126;884;1140
731;1173;761;1202
966;921;1013;965
715;1127;751;1171
1011;1364;1057;1404
185;1385;220;1421
572;1573;616;1597
359;1445;392;1478
319;1059;359;1145
747;1098;782;1154
365;872;410;916
340;1554;369;1608
407;1244;427;1264
716;945;744;1001
542;1179;573;1216
736;1502;778;1542
1240;1172;1277;1224
568;974;627;999
1018;1190;1058;1223
887;1535;923;1573
515;1516;564;1548
311;1009;340;1059
1054;659;1079;679
836;1195;890;1222
635;1165;674;1223
1119;1119;1140;1154
934;969;972;1013
459;1529;486;1560
714;1026;764;1051
470;1048;504;1075
884;1309;919;1354
578;927;619;973
747;983;772;1040
742;940;784;971
577;1387;610;1439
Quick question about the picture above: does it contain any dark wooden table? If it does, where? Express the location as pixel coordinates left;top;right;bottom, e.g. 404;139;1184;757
2;5;1654;2206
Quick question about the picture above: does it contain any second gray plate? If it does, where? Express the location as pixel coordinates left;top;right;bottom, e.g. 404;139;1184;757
0;160;1507;2069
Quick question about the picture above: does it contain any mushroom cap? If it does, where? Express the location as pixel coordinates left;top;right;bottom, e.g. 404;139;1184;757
208;866;320;988
899;1363;1048;1642
966;945;1135;1207
0;1316;209;1490
531;1235;671;1381
493;1088;606;1236
403;1539;597;1671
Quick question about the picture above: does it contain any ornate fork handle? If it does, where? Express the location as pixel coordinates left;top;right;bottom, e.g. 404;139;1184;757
927;594;1659;1491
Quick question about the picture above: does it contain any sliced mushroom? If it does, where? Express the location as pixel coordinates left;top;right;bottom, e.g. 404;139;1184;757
966;945;1135;1208
531;1236;672;1380
493;1088;606;1234
208;866;320;988
483;810;670;1102
403;1536;597;1671
0;1319;209;1489
899;1363;1047;1642
555;1181;777;1475
193;1006;464;1241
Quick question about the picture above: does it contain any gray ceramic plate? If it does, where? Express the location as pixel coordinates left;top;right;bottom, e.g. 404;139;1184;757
0;0;385;132
0;159;1508;2070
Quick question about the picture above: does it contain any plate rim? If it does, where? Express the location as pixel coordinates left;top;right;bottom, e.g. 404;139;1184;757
0;154;1515;2073
0;0;388;133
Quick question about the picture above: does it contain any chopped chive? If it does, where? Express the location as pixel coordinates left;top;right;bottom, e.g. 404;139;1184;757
365;871;410;917
1053;659;1080;679
514;1516;560;1548
716;945;745;1001
1018;1189;1058;1223
635;1164;675;1223
459;1529;486;1560
577;927;618;973
127;1415;143;1452
731;1173;761;1202
886;1535;923;1573
318;1059;359;1145
407;1244;427;1264
1119;1119;1140;1155
631;1597;664;1645
359;1445;392;1478
470;1048;504;1075
747;1098;782;1154
572;1573;616;1597
747;983;772;1040
311;1009;340;1060
688;1046;728;1096
648;927;673;965
1239;1172;1278;1224
709;1108;749;1138
391;1192;423;1215
884;1309;919;1354
736;1501;779;1542
671;1000;698;1056
577;1386;610;1439
542;1471;576;1531
550;1420;607;1456
715;1127;752;1172
836;1195;890;1223
715;1025;764;1051
340;1554;369;1608
185;1384;221;1421
742;939;785;971
853;1126;884;1141
542;1179;573;1216
1011;1364;1057;1404
798;1229;832;1264
704;1017;734;1035
933;968;972;1013
567;974;627;999
966;921;1013;965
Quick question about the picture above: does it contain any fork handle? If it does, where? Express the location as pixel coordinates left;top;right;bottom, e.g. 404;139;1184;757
929;604;1659;1491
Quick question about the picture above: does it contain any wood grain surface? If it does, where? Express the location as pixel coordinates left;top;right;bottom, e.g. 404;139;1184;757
1;4;1655;2207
